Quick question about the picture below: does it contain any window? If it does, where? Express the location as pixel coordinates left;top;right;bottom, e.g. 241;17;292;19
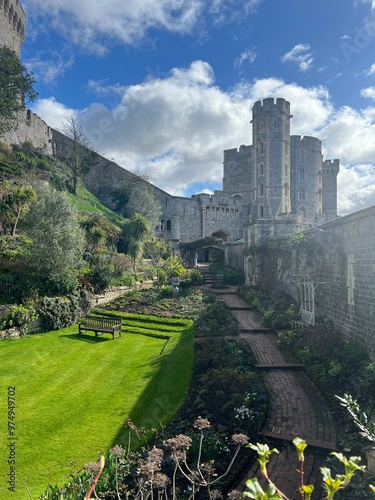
259;163;264;175
284;163;288;176
259;142;264;155
160;220;166;231
166;220;172;231
298;188;306;201
259;205;264;218
299;168;306;181
260;183;264;196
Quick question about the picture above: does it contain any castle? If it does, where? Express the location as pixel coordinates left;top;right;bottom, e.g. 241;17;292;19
3;1;375;356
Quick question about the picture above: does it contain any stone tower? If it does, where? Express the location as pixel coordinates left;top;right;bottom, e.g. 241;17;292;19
290;135;323;216
251;97;293;219
322;159;340;218
0;0;26;55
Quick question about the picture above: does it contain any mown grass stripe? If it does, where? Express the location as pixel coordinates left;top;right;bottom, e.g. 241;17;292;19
0;316;194;500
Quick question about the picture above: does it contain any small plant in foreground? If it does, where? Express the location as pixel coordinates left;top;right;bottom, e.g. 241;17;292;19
240;438;370;500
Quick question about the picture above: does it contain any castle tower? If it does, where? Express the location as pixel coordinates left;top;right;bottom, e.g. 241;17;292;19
290;136;323;217
322;159;340;218
0;0;26;55
222;144;253;206
251;98;293;219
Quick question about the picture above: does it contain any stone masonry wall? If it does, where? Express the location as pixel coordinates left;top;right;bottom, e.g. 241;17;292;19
4;109;54;154
0;0;25;55
243;205;375;357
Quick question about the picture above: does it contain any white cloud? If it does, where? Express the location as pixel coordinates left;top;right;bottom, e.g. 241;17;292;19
22;0;261;54
31;97;78;129
338;163;375;213
281;43;314;71
365;62;375;75
31;61;375;214
234;48;257;68
25;52;74;86
87;80;127;97
22;0;204;54
209;0;262;24
361;86;375;99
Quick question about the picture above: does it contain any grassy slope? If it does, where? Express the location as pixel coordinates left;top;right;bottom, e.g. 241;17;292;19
67;187;125;227
0;315;194;499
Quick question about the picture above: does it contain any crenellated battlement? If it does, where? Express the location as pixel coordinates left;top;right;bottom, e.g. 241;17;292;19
290;135;321;151
0;0;26;55
322;159;340;175
252;97;291;115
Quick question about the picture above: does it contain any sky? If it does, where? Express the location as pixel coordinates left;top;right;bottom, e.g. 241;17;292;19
18;0;375;215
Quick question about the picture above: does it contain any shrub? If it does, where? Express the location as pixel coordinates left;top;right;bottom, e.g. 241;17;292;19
38;294;81;331
0;304;38;335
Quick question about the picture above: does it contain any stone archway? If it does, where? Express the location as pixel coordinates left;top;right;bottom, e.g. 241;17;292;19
211;229;230;243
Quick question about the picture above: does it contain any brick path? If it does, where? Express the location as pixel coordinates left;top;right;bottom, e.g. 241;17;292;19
205;285;338;499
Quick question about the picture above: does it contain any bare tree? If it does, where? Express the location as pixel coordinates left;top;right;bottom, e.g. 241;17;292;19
61;116;96;195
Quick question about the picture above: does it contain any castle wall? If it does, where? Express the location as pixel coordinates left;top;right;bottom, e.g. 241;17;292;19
0;0;25;55
4;109;53;154
243;206;375;358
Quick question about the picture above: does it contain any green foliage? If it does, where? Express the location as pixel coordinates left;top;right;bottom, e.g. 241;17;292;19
112;174;161;230
0;180;37;235
183;268;204;286
0;46;38;136
79;212;119;253
195;299;239;337
0;304;38;334
21;183;85;289
244;438;367;500
38;294;81;331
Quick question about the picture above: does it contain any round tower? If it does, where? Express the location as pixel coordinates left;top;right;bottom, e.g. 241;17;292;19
251;97;293;219
0;0;26;55
290;135;323;217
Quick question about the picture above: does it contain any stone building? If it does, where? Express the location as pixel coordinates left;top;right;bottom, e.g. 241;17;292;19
0;0;25;55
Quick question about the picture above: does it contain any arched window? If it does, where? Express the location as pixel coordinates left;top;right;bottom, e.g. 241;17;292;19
259;142;264;155
298;188;306;201
284;163;288;176
299;168;306;181
284;183;289;197
166;220;172;231
259;205;264;218
259;183;264;196
259;163;264;175
160;220;166;231
299;206;307;217
318;190;322;203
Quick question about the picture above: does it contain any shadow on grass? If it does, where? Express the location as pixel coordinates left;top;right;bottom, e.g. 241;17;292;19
111;325;194;449
60;333;111;344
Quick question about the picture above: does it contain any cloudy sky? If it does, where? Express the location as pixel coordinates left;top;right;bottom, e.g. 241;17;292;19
20;0;375;215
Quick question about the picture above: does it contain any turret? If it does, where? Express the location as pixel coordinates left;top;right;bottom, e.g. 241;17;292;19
322;159;340;218
251;97;293;219
0;0;26;55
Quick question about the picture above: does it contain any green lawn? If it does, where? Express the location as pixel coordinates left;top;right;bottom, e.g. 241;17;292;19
0;314;194;499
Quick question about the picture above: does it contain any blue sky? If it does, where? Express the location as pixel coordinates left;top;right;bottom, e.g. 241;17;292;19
19;0;375;214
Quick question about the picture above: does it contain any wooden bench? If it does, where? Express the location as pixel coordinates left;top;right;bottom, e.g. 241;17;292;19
78;315;122;339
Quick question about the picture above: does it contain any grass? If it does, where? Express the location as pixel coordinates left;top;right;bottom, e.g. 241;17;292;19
67;187;125;227
0;314;194;499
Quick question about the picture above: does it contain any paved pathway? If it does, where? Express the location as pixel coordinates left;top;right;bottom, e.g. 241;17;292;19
204;284;338;499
